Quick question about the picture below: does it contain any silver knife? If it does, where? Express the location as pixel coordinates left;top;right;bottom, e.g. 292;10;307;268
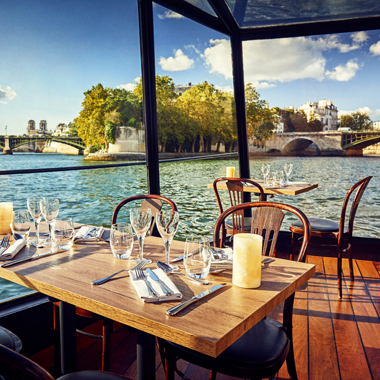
166;283;227;316
170;248;200;263
1;249;66;268
146;268;173;295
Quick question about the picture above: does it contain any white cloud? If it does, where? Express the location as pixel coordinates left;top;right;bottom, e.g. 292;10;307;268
0;85;17;104
351;31;369;44
117;77;140;92
158;10;183;19
370;39;380;56
159;49;194;71
315;34;361;53
214;84;234;93
325;60;360;81
338;106;380;118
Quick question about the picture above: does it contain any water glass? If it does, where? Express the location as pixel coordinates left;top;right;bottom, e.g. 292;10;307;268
40;198;60;247
266;172;277;187
12;210;31;241
183;237;212;279
110;223;134;259
27;196;45;245
276;170;285;186
53;218;75;250
130;207;152;264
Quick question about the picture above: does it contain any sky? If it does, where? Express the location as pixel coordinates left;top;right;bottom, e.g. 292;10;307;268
1;0;380;136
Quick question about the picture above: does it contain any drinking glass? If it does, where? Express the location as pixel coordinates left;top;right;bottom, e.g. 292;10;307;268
40;198;60;247
266;172;277;187
53;218;75;250
261;164;270;185
110;223;134;259
276;170;285;186
183;237;212;279
130;207;152;264
27;197;45;245
284;163;293;185
12;210;31;242
156;210;180;269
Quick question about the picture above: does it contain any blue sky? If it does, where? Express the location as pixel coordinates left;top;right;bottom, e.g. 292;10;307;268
1;1;380;136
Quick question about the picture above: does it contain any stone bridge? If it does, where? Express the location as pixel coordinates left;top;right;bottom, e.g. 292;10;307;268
258;131;380;156
0;135;86;155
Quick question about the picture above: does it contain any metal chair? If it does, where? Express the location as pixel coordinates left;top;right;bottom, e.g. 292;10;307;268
289;176;372;298
212;178;265;243
158;201;311;380
0;343;129;380
51;194;178;374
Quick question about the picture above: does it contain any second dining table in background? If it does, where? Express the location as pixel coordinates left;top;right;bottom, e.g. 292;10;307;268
0;232;315;380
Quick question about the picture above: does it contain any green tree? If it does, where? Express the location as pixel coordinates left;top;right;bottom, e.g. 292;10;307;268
339;114;355;130
68;122;78;136
352;111;372;131
75;83;111;148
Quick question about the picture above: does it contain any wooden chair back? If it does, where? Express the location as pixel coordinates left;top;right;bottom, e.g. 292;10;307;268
213;178;265;237
214;201;311;262
0;343;54;380
339;176;372;239
111;194;178;237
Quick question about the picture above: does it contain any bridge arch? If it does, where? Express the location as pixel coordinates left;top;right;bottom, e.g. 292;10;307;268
281;137;322;155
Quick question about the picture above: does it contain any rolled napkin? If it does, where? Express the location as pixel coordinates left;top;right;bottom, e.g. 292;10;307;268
74;226;105;242
0;239;27;261
210;248;233;269
129;268;182;303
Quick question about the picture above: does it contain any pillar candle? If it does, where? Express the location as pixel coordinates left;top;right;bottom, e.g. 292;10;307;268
226;166;235;178
0;202;13;234
233;233;263;288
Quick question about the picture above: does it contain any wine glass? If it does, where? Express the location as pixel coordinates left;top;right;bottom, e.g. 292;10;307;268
156;210;180;269
261;164;270;185
12;210;31;242
130;207;152;264
27;197;45;245
110;223;134;259
53;218;75;250
40;198;60;247
284;163;293;185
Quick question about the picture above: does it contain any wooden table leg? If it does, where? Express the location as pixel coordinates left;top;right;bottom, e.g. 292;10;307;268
59;301;77;374
137;330;156;380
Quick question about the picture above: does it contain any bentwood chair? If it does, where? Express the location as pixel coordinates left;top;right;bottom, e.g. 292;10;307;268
212;178;265;242
158;201;311;380
51;194;178;375
289;176;372;298
0;326;22;353
0;343;130;380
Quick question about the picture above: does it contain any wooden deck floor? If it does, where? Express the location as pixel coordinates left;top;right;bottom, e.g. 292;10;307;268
30;255;380;380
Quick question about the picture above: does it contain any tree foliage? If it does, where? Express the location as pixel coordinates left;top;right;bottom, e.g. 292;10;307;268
339;111;372;131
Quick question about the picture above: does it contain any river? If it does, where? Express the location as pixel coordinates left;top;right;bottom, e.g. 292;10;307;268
1;153;379;300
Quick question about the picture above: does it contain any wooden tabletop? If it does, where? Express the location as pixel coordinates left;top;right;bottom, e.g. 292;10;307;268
208;180;318;196
0;235;315;358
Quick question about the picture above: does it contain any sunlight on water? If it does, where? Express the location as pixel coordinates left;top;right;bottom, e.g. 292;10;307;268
0;153;379;300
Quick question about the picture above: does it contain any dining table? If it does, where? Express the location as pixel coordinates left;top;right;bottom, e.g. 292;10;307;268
0;232;315;380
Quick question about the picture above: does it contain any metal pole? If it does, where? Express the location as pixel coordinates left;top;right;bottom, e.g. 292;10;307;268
230;36;251;203
136;331;156;380
138;0;160;195
59;301;77;374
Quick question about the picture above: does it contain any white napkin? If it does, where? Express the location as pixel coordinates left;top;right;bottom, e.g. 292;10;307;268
210;248;233;269
0;239;27;261
129;268;182;303
74;226;104;242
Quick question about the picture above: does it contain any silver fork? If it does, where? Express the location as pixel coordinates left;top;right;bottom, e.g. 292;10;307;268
135;268;159;297
0;234;11;255
91;259;148;285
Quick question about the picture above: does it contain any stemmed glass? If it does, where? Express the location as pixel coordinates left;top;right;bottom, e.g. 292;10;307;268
130;207;152;264
27;197;45;245
40;198;60;247
156;210;180;270
261;164;270;186
12;210;31;243
284;163;293;185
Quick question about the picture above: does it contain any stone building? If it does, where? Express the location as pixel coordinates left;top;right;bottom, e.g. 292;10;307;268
26;120;36;136
299;99;338;131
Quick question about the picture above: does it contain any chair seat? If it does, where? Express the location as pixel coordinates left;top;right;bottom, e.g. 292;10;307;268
166;318;289;377
225;217;252;232
58;371;128;380
0;326;22;352
291;217;339;233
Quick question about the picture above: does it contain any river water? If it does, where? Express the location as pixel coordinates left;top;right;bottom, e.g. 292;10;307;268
1;153;379;300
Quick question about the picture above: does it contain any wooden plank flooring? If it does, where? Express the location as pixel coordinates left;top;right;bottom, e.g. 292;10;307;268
30;255;380;380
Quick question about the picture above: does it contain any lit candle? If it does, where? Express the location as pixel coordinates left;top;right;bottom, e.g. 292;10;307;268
0;202;13;235
233;233;263;288
226;166;235;178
